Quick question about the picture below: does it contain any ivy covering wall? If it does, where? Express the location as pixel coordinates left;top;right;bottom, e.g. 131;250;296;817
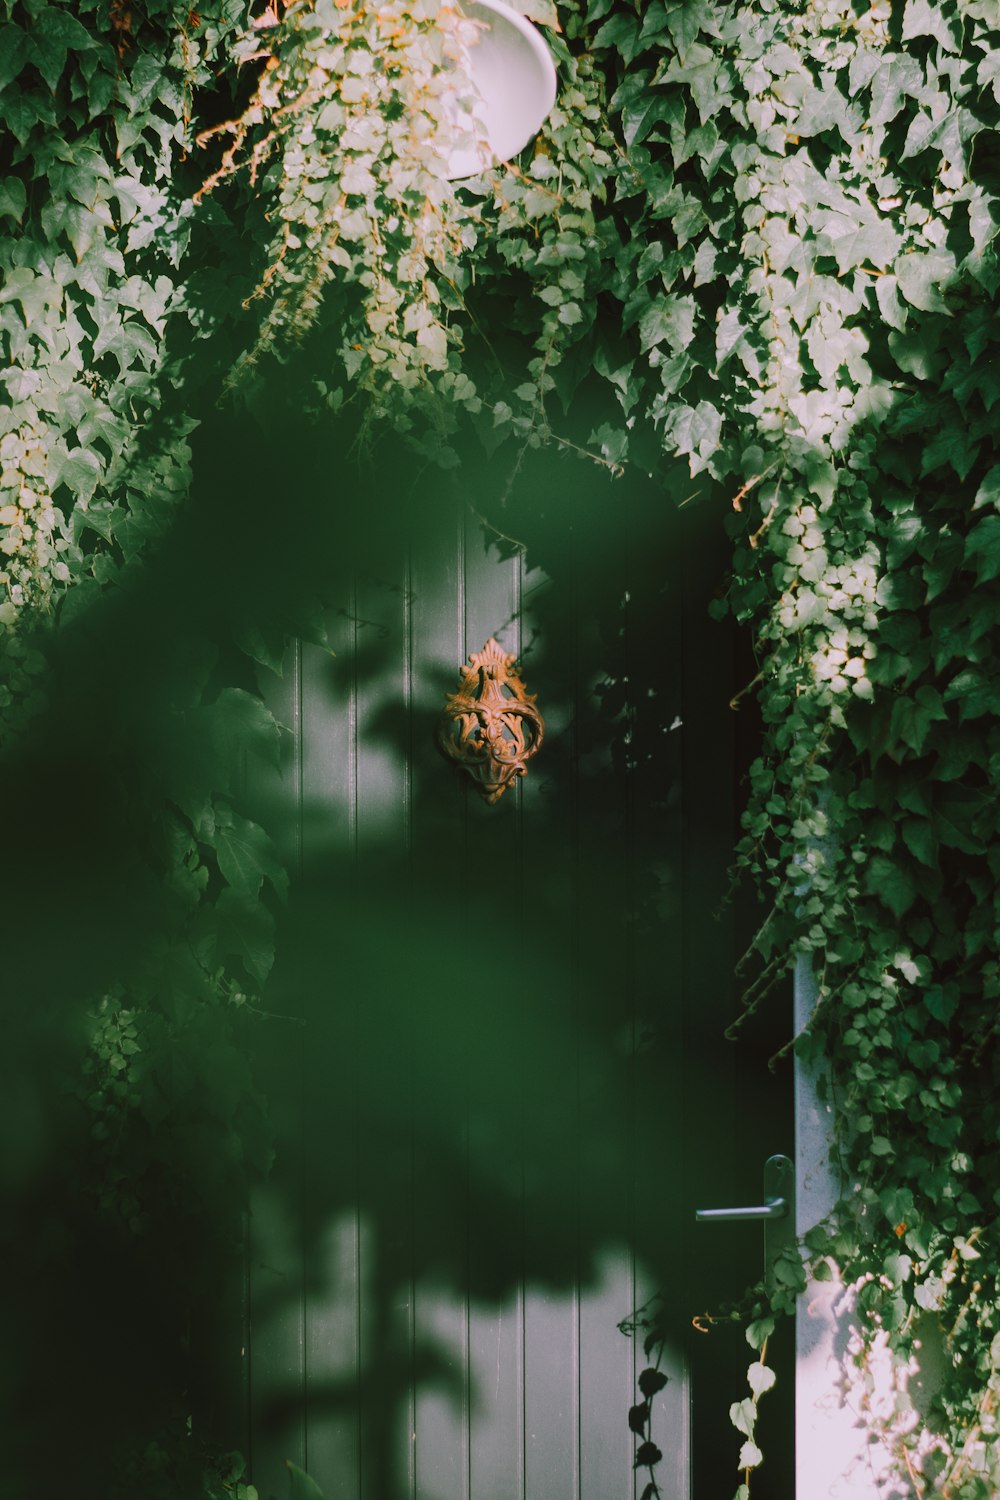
1;0;999;1494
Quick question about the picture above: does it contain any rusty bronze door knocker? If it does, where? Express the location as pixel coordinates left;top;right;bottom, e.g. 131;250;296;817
436;637;544;804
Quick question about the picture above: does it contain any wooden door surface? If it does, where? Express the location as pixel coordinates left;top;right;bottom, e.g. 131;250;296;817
234;453;784;1500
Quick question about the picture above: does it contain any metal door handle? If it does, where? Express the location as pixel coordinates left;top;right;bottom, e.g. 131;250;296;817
694;1155;795;1293
695;1198;787;1223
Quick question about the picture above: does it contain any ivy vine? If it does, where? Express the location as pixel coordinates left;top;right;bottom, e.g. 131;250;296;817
2;0;999;1493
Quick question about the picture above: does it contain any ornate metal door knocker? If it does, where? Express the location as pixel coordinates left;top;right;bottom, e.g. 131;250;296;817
436;637;544;804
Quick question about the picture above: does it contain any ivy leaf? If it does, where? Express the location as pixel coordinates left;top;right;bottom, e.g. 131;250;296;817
28;7;99;91
215;810;289;902
745;1316;775;1350
0;266;63;327
884;1252;912;1285
92;315;160;376
738;1440;763;1470
235;620;288;676
619;86;682;148
973;463;1000;512
978;48;1000;106
638;295;695;355
848;49;880;97
0;25;31;91
214;888;276;986
901;819;938;867
864;856;917;918
915;1276;946;1312
943;668;997;721
286;1462;326;1500
836;218;901;274
964;516;1000;583
925;987;958;1024
666;401;721;473
874;274;907;332
730;1398;755;1438
895;252;955;313
591;11;643;64
868;55;925;126
507;0;560;28
794;80;853;143
715;307;748;369
210;688;283;771
901;0;962;51
72;500;122;546
656;0;709;59
0;176;27;223
747;1363;776;1398
50;445;103;503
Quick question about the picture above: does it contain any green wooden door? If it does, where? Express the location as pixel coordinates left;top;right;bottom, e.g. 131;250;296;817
237;455;790;1500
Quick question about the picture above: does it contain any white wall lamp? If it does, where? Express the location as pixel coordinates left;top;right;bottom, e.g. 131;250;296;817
442;0;558;181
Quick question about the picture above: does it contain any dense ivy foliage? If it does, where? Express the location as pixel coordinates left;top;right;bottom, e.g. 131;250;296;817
2;0;999;1493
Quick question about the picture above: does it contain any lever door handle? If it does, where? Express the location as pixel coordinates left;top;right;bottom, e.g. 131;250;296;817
694;1155;795;1293
695;1197;787;1223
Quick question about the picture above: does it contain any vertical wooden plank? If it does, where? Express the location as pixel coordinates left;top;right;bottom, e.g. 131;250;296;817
299;588;362;1500
299;591;357;875
349;549;419;1500
620;488;690;1500
460;511;525;1500
577;1248;634;1500
517;537;580;1500
408;492;470;1500
245;643;308;1500
353;565;410;859
675;501;745;1500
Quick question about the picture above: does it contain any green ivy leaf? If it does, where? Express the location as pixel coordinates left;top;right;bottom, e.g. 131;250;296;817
973;464;1000;511
901;819;938;867
507;0;560;28
730;1398;755;1438
210;688;283;771
864;856;918;918
0;177;27;223
745;1316;775;1350
638;294;695;355
215;810;289;902
964;516;1000;583
0;266;63;326
286;1462;326;1500
868;54;925;126
214;889;276;986
901;0;963;51
895;252;955;313
27;7;99;90
738;1440;763;1470
591;11;643;64
747;1362;776;1398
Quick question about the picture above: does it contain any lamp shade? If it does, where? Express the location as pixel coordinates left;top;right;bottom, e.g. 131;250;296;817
443;0;558;180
